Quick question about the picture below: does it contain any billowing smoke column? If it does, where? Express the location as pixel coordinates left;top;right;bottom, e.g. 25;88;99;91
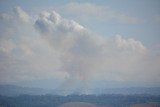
1;7;155;94
34;10;147;94
34;11;106;94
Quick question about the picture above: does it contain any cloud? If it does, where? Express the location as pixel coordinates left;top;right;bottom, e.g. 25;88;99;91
35;11;84;33
0;7;64;83
13;6;30;23
0;6;160;93
58;2;143;24
34;10;85;52
34;10;157;94
115;35;146;53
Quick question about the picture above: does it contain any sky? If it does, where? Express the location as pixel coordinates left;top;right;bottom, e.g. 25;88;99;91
0;0;160;93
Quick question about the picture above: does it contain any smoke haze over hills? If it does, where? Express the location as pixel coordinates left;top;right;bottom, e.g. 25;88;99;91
0;0;160;94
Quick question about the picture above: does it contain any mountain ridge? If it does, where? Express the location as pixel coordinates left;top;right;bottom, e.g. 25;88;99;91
0;84;160;96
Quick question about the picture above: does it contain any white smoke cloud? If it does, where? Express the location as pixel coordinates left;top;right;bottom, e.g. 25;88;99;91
35;11;84;33
0;7;64;83
0;7;160;93
34;10;151;94
115;35;146;53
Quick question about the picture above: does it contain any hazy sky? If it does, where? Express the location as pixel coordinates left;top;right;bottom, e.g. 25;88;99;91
0;0;160;91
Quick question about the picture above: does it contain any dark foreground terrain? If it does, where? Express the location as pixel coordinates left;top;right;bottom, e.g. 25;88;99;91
0;94;160;107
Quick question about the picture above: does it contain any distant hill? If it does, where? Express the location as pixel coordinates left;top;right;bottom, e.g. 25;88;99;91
91;87;160;95
0;94;160;107
0;84;160;96
0;85;51;96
